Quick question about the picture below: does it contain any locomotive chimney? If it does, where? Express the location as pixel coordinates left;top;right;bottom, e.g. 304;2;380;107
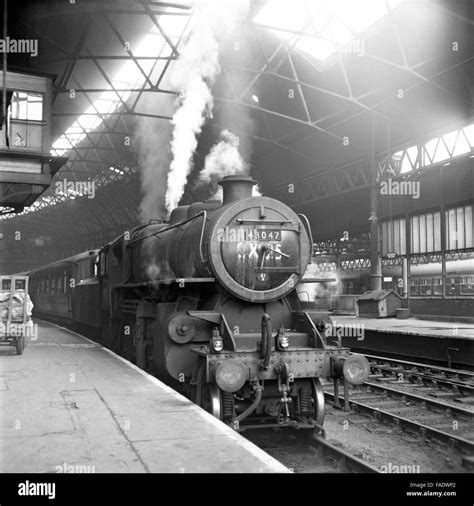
219;175;257;204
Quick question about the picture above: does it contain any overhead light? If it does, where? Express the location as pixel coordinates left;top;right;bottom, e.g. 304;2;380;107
253;0;406;62
251;94;259;103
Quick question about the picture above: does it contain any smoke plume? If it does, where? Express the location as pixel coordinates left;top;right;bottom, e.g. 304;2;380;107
165;1;249;212
135;117;172;223
196;129;261;199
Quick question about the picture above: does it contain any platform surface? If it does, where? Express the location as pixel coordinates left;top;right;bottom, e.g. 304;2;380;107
330;315;474;339
0;320;288;473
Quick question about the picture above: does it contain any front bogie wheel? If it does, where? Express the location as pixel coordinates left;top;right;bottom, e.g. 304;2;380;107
200;382;223;420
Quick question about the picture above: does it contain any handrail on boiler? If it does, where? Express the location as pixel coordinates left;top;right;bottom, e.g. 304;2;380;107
297;213;313;264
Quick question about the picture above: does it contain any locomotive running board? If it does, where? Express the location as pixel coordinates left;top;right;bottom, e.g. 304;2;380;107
113;278;215;288
187;311;237;351
292;312;327;349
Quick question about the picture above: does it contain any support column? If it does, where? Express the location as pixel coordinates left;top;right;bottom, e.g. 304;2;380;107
440;165;446;303
402;257;408;298
369;186;382;291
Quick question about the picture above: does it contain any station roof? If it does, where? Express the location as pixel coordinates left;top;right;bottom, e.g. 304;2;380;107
0;0;473;267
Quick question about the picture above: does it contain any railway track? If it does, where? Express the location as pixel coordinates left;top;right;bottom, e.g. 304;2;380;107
324;389;474;454
307;435;380;473
322;355;474;454
247;357;474;473
366;354;474;396
245;429;380;473
365;355;474;412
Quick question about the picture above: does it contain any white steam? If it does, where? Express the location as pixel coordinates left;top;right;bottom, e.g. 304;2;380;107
298;263;342;302
165;1;249;212
135;117;172;222
202;130;247;178
198;129;261;200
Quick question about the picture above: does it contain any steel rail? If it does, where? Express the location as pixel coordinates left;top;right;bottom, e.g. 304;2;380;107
366;354;474;378
361;381;474;419
366;354;474;390
308;436;381;473
324;391;474;454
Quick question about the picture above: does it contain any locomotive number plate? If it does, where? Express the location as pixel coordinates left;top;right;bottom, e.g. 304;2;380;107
245;229;282;241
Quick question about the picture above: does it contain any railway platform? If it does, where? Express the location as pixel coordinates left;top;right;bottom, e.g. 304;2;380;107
331;316;474;369
0;320;288;473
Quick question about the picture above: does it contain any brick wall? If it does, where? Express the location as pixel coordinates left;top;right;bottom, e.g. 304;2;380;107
408;298;474;317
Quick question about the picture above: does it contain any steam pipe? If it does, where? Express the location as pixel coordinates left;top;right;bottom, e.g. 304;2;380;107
234;385;263;423
260;313;272;371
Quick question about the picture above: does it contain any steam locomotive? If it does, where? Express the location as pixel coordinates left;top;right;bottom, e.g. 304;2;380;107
28;175;369;431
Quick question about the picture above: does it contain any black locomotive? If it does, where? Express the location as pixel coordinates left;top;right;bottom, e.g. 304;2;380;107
29;175;369;431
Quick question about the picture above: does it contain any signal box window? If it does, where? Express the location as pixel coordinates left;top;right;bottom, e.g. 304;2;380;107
11;91;43;121
9;91;44;150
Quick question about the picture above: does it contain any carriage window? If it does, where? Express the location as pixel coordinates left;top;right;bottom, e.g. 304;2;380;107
432;277;443;295
111;242;123;267
77;259;92;283
445;275;473;296
446;276;459;296
411;276;443;296
99;252;108;276
1;279;11;291
93;255;99;277
409;278;419;296
419;278;432;296
460;276;474;295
